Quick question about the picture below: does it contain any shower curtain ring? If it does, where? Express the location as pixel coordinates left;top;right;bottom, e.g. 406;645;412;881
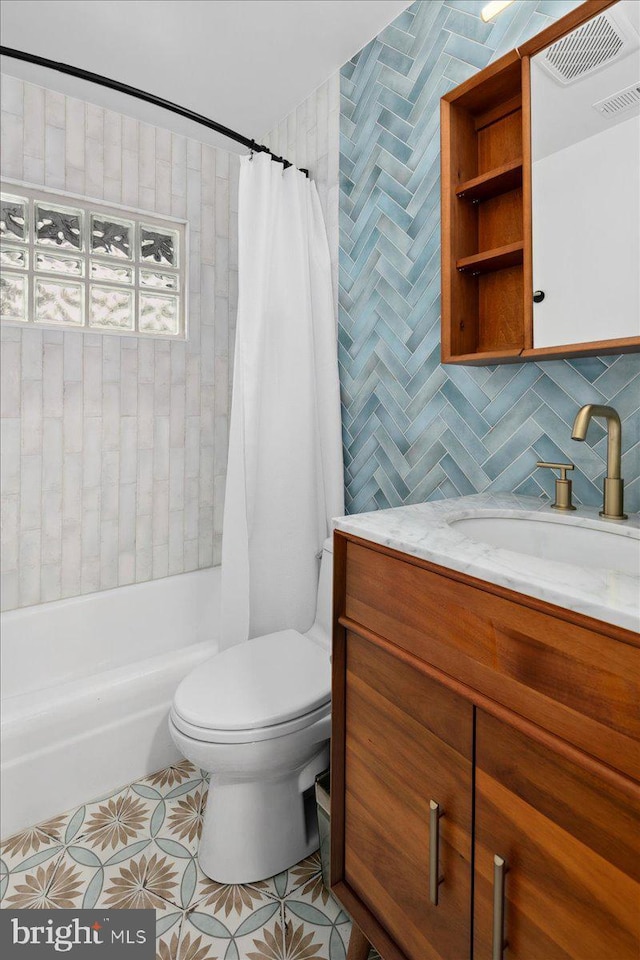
249;140;258;160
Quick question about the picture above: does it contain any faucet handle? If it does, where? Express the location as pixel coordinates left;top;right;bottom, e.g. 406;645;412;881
536;461;576;511
536;461;574;480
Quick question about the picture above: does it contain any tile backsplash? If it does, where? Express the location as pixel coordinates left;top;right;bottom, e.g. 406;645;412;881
338;0;640;515
0;76;238;610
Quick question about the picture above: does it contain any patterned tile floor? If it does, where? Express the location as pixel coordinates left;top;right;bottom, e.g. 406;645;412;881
0;761;379;960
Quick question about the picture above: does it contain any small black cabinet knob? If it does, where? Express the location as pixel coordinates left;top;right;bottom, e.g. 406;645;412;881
533;290;545;303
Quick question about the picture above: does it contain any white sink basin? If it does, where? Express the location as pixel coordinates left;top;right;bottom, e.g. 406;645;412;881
449;515;640;579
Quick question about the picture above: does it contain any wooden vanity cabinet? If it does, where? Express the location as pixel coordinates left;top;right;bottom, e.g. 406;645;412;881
344;631;473;960
331;532;640;960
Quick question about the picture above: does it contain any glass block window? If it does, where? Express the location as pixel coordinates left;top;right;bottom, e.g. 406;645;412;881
0;182;186;338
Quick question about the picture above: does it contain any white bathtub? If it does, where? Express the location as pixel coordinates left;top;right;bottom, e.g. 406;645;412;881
0;568;220;838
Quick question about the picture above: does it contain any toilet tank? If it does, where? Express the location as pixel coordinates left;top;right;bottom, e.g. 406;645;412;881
307;536;333;649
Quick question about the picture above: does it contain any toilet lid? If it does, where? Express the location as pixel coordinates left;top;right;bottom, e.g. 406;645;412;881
172;629;331;732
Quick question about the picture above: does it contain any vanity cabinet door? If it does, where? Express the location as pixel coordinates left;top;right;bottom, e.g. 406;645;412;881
474;710;640;960
344;631;473;960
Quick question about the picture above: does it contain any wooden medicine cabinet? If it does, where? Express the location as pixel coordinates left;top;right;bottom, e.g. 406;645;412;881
440;0;640;364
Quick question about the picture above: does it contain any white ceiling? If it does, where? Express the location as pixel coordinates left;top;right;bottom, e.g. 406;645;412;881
531;0;640;161
0;0;411;152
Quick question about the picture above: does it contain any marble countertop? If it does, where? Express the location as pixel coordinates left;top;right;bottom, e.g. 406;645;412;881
333;493;640;632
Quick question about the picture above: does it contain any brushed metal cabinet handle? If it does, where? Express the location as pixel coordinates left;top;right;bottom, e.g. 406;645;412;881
492;854;508;960
429;799;444;905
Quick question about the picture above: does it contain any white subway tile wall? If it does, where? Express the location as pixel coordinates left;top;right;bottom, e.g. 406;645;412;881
0;76;239;610
262;73;340;317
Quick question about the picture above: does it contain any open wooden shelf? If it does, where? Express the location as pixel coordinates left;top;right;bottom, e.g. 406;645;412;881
444;348;524;365
456;159;523;203
441;50;529;364
456;241;523;275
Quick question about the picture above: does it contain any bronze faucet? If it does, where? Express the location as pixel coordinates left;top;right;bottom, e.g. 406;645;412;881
571;404;627;520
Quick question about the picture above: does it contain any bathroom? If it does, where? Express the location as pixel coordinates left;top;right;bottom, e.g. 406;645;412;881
0;0;638;957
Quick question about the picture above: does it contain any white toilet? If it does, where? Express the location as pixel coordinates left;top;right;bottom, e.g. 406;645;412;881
169;537;333;883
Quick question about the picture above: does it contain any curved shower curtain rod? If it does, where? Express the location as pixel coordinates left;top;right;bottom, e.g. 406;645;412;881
0;45;309;177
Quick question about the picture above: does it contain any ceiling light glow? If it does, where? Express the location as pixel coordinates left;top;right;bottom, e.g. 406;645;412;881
481;0;516;22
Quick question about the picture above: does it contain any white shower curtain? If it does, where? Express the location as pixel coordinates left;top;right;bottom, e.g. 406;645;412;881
220;152;344;650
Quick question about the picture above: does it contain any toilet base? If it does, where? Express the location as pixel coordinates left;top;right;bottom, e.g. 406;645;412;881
198;743;330;883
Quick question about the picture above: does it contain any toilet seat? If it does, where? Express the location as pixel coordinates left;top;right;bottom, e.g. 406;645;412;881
171;629;331;743
170;698;331;744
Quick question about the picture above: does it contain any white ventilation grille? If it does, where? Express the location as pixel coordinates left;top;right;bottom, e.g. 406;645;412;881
593;82;640;116
540;13;628;84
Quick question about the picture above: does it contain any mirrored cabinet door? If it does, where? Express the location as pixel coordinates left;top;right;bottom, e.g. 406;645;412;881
529;0;640;353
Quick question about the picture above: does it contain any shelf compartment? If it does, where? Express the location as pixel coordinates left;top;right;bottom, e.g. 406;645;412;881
456;159;523;202
456;241;523;275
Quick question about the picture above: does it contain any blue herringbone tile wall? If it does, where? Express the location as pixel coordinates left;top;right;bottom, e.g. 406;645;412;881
339;0;640;515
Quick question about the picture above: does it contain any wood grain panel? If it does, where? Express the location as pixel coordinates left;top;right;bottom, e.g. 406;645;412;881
441;98;480;360
345;923;371;960
443;348;524;365
457;242;523;275
477;110;522;174
456;159;522;202
474;710;640;959
475;95;522;133
478;189;523;250
478;265;524;351
332;881;409;960
442;50;521;112
330;530;348;888
344;632;473;960
343;537;640;780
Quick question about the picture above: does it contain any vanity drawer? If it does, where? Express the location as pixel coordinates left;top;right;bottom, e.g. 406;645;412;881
341;536;640;781
344;631;473;960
